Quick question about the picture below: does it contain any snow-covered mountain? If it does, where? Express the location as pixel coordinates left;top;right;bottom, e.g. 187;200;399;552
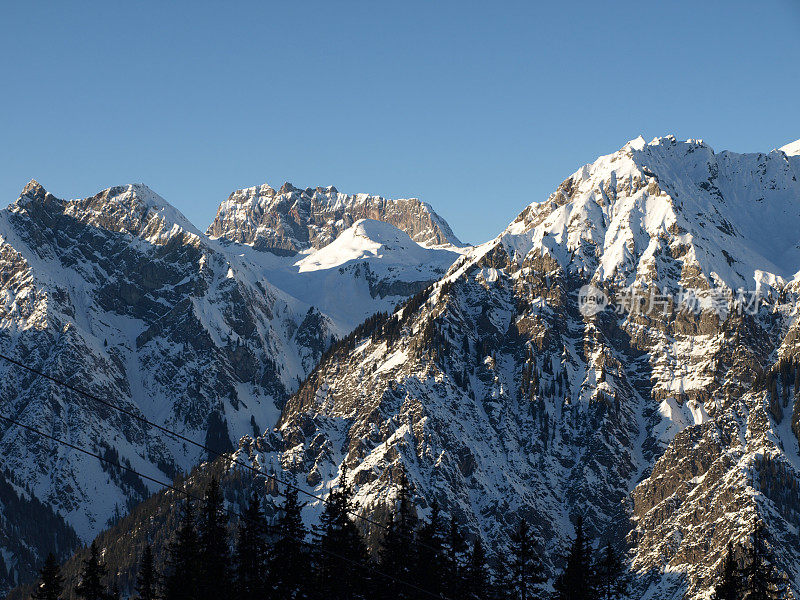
239;218;461;333
7;137;800;600
0;181;461;592
223;136;800;599
207;182;462;251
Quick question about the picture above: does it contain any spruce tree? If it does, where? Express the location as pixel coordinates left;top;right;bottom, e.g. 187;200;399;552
715;542;741;600
443;517;467;600
198;478;232;600
414;500;446;599
74;542;110;600
593;540;630;600
269;488;311;599
164;500;200;600
134;545;157;600
507;519;545;600
553;516;594;600
465;537;491;600
234;490;268;599
313;464;370;600
379;469;418;600
31;553;64;600
741;525;784;600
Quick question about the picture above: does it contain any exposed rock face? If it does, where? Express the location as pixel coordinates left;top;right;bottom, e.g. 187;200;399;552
207;182;462;251
229;137;800;599
0;182;461;594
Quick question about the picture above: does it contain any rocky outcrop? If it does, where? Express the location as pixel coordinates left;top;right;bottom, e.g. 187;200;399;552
206;182;462;251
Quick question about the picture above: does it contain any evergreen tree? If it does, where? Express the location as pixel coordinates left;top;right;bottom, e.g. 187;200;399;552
74;542;111;600
414;500;447;599
234;490;269;599
741;525;784;600
715;542;741;600
465;538;491;600
198;478;232;600
506;519;545;600
134;545;157;600
164;500;200;600
269;488;311;599
593;540;630;600
31;553;64;600
443;517;467;600
552;516;594;600
313;464;370;600
379;469;418;599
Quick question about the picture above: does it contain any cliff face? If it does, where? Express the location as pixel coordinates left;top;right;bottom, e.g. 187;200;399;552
206;182;462;252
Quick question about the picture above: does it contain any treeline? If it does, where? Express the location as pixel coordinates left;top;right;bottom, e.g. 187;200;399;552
28;472;786;600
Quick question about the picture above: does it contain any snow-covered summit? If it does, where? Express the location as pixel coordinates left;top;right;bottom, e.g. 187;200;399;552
295;218;458;273
493;135;800;291
11;181;202;244
779;138;800;156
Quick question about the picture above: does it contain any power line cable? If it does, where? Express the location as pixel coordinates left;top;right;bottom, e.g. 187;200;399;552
0;352;443;555
0;411;448;600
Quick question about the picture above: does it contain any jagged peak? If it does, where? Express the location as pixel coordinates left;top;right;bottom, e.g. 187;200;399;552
81;183;202;239
208;180;462;249
490;135;800;291
21;179;46;196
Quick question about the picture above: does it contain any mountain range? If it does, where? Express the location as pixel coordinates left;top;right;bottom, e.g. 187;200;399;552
0;180;460;592
3;136;800;599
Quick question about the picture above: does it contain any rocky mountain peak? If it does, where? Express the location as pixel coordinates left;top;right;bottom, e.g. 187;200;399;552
497;136;800;292
207;181;462;252
21;179;46;196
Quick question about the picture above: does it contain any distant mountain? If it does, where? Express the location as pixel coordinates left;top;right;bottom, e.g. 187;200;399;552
207;182;462;251
0;181;461;594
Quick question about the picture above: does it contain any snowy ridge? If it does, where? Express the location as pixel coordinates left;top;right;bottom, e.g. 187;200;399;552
779;138;800;157
496;136;800;291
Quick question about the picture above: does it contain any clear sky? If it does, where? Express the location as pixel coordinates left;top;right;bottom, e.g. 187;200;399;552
2;1;799;244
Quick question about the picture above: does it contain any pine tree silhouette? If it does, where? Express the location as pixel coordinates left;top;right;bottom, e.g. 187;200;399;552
465;537;491;600
134;545;157;600
379;469;417;600
313;464;370;600
443;517;467;600
553;516;594;600
593;540;630;600
270;488;311;599
714;541;741;600
506;519;545;600
198;478;232;600
234;490;268;599
74;542;111;600
164;500;200;600
741;525;785;600
414;500;446;599
31;553;64;600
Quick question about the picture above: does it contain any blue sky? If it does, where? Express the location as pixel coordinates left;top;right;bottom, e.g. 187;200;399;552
1;1;798;244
